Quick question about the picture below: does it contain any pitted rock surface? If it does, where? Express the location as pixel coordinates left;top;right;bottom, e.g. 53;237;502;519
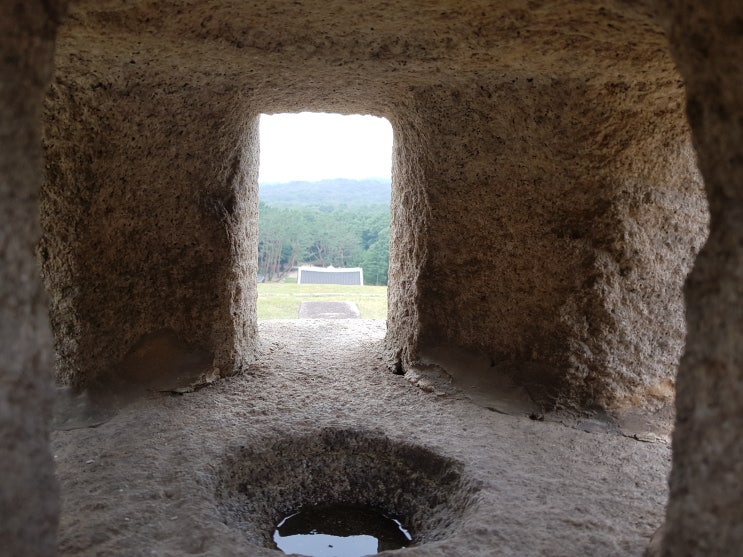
42;0;708;410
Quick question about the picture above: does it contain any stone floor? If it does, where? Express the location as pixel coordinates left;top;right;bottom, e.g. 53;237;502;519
298;301;361;319
52;320;669;556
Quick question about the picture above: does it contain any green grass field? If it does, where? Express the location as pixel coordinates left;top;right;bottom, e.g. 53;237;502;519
257;282;388;320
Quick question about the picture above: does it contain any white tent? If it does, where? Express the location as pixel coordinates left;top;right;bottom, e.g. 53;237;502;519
297;266;364;286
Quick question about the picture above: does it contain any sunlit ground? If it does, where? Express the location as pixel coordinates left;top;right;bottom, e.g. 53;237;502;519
257;281;388;320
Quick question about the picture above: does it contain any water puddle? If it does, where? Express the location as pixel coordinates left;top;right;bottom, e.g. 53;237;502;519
273;504;412;557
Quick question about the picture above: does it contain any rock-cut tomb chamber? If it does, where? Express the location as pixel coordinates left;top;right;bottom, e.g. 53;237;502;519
2;0;743;556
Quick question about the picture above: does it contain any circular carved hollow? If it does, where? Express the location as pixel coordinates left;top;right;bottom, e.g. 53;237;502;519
216;428;479;549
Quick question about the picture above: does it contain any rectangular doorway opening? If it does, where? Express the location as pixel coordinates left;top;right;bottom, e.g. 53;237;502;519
257;112;392;321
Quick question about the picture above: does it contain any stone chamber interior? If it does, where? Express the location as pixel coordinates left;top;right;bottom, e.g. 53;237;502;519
2;1;743;556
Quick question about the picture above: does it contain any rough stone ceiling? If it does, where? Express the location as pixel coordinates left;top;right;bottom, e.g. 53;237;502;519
56;0;680;113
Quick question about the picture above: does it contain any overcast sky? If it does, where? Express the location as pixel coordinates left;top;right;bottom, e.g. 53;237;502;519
259;112;393;183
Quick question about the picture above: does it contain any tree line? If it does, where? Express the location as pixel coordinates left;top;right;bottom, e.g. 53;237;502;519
259;178;391;206
258;202;390;285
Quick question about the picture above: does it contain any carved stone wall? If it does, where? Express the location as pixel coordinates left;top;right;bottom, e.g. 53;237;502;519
388;78;706;408
0;1;65;555
661;0;743;554
41;83;259;386
42;0;708;409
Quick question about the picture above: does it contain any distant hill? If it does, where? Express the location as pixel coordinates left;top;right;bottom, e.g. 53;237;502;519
259;178;391;207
